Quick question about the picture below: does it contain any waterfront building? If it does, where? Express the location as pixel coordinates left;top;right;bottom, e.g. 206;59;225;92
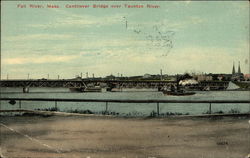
105;75;116;80
143;74;151;79
193;74;213;81
244;74;250;81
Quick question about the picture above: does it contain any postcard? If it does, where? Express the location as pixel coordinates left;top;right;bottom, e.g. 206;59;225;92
0;1;249;158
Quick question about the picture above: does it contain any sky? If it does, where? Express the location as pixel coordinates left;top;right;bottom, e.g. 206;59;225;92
1;1;249;79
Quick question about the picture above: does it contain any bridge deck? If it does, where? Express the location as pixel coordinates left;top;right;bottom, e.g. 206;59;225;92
0;79;229;89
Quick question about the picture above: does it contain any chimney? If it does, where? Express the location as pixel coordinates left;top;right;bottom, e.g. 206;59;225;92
160;69;163;80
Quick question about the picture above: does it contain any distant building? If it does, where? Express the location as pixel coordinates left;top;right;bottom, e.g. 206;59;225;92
143;74;151;79
150;75;161;80
142;74;163;80
105;75;116;80
193;74;213;81
244;74;250;81
70;76;82;80
128;76;143;80
165;75;176;81
231;61;244;81
221;74;232;81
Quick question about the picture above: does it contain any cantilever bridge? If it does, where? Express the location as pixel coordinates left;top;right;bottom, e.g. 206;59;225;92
0;79;229;91
0;79;175;89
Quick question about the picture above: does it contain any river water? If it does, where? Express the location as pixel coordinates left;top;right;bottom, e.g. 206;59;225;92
0;87;250;116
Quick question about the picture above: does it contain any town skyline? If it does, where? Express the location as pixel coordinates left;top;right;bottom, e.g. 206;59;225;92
2;61;245;80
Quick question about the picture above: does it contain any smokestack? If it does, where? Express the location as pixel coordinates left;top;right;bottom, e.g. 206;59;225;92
160;69;163;80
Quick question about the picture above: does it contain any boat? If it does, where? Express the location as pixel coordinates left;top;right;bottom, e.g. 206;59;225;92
162;83;195;96
69;86;102;92
69;87;85;92
162;75;196;96
183;81;229;91
163;89;195;96
84;86;102;92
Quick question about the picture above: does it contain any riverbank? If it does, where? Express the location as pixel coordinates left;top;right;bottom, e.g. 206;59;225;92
0;115;249;158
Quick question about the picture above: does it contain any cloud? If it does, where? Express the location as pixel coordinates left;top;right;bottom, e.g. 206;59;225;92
162;16;205;30
28;8;126;29
5;34;74;42
93;45;248;75
3;55;77;65
2;45;248;78
163;46;249;74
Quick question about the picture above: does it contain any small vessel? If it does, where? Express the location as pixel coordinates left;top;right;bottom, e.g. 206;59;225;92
69;86;102;92
182;81;229;91
163;89;195;96
163;75;196;96
84;86;102;92
69;87;85;92
162;83;196;96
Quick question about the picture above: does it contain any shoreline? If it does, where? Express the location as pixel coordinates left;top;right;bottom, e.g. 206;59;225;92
1;115;249;158
1;109;250;118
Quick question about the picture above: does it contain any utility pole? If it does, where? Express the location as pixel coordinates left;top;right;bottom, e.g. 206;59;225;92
80;72;82;78
86;72;88;78
28;73;30;80
123;17;128;29
47;74;49;79
58;75;60;80
92;73;95;78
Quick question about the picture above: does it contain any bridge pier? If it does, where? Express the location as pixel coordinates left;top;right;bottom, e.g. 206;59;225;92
158;87;163;91
23;87;29;93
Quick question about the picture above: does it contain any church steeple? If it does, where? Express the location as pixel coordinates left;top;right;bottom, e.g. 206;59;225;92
238;61;241;73
232;62;235;74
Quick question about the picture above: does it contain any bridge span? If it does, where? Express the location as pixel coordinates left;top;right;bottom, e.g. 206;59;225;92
0;79;229;91
0;79;175;89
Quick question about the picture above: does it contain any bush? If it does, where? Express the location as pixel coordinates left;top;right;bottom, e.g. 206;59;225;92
228;108;240;114
35;107;59;111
